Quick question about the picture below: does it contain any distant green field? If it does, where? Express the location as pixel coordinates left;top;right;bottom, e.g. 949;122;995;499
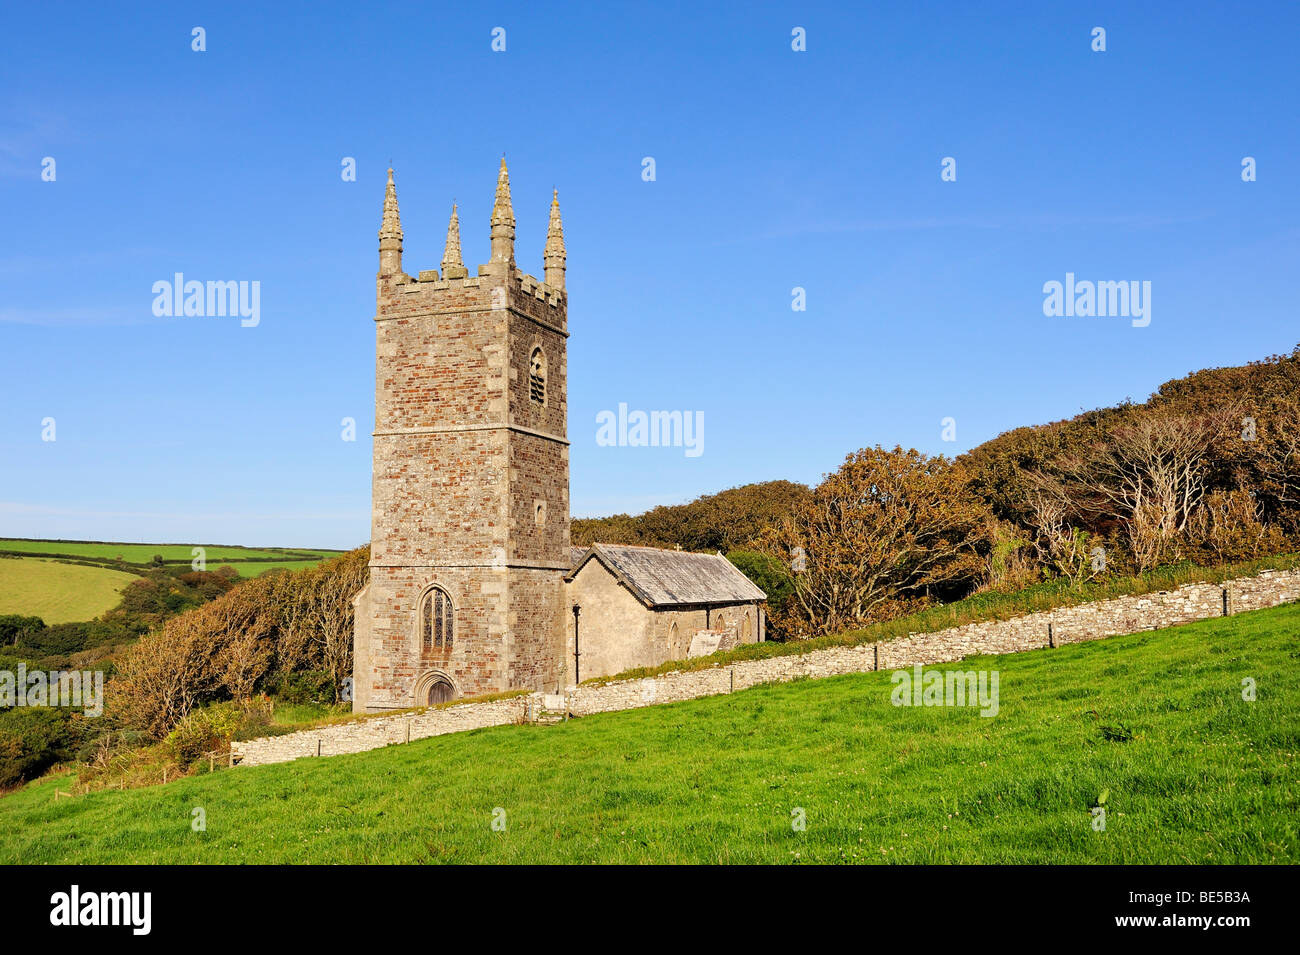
0;539;346;621
218;559;336;577
0;557;138;624
2;602;1295;864
0;539;339;564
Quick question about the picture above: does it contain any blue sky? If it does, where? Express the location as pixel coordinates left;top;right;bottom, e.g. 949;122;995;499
1;1;1297;550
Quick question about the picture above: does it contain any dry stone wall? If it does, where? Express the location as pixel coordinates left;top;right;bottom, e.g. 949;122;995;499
232;568;1300;767
233;697;531;766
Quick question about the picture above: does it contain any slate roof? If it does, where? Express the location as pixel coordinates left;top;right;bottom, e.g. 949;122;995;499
567;543;766;608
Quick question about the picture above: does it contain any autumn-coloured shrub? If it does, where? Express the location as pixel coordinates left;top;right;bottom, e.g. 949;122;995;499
113;547;368;739
758;446;992;637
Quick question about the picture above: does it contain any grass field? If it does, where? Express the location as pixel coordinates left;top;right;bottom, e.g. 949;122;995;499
0;539;345;621
212;559;335;577
0;557;139;624
2;601;1295;864
0;539;340;564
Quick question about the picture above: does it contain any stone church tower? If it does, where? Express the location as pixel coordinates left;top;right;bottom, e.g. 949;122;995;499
352;160;570;711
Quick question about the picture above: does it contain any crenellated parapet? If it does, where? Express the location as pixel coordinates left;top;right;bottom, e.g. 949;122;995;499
375;160;567;328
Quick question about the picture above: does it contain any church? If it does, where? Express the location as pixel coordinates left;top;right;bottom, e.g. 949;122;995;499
351;161;766;713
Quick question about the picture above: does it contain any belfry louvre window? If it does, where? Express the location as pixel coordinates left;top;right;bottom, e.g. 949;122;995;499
529;348;546;404
421;588;453;651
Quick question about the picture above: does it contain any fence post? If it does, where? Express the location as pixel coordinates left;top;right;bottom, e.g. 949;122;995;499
316;739;322;757
1222;586;1230;616
1048;622;1055;648
873;644;879;671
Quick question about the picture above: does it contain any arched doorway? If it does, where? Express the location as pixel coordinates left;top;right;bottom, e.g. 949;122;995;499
415;670;458;706
427;678;455;705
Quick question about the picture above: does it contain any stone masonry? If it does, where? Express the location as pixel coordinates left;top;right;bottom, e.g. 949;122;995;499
234;567;1300;767
353;162;571;711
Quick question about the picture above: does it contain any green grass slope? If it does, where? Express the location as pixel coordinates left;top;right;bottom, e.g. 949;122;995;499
2;603;1297;864
0;557;139;624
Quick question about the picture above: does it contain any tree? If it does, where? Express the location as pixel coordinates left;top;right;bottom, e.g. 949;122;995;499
573;481;812;552
1020;473;1095;583
1055;411;1229;571
726;550;795;634
760;447;990;636
1253;395;1300;529
979;518;1039;593
297;550;369;702
1186;488;1288;564
112;608;224;739
209;575;276;699
0;615;45;648
113;547;370;737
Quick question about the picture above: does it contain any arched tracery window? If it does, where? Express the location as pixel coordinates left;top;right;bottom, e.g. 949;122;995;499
421;586;454;651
